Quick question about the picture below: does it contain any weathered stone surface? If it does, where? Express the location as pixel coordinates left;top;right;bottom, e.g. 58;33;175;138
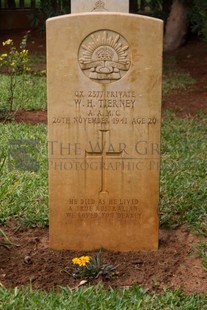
47;13;163;251
71;0;128;13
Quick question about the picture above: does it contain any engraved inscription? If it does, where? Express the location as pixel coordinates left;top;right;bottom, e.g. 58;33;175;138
48;89;158;127
65;198;142;222
79;30;131;83
52;115;158;126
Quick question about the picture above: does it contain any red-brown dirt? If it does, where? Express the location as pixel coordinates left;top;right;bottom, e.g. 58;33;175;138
162;39;207;116
0;32;206;293
15;110;47;124
0;222;207;294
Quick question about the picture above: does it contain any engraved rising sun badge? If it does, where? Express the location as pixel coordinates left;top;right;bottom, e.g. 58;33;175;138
79;30;131;84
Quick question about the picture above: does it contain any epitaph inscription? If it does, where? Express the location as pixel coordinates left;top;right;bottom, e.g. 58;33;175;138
79;30;131;83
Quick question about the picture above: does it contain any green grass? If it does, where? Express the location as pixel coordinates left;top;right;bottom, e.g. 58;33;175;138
160;112;207;236
0;74;46;111
29;53;46;68
0;123;48;227
163;56;195;94
163;71;195;94
191;241;207;271
0;285;207;309
0;114;206;235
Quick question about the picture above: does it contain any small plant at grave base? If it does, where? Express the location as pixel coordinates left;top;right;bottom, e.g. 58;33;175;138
64;252;118;280
0;36;30;115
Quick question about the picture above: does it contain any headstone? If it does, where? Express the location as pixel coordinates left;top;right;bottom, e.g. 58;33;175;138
71;0;129;13
47;12;163;251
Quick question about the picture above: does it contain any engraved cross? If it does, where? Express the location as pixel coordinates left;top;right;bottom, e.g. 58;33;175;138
85;130;123;194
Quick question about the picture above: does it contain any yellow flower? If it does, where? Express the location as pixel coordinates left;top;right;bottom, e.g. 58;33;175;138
1;53;7;58
72;257;80;265
81;256;90;263
3;39;13;46
72;255;90;267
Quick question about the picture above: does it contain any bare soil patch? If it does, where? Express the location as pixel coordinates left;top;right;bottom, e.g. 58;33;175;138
15;110;47;124
0;223;207;294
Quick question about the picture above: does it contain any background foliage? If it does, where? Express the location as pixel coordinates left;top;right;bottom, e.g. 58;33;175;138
189;0;207;41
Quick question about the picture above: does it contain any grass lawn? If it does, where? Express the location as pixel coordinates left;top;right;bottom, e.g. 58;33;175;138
0;74;46;111
1;285;207;309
